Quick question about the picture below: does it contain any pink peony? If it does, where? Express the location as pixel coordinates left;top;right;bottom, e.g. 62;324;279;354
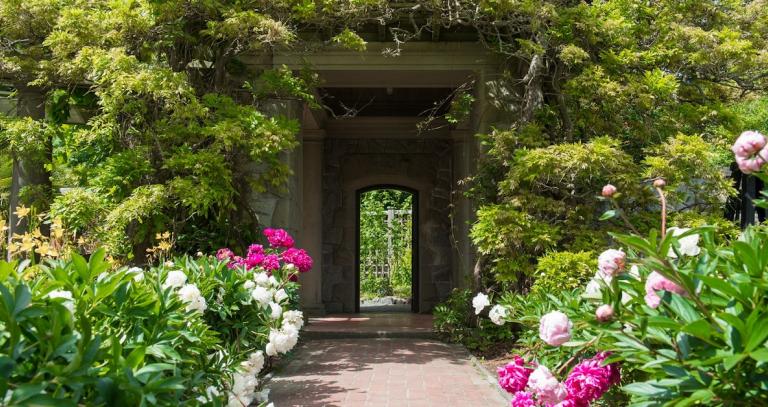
564;352;621;404
644;271;686;309
216;248;234;261
732;130;768;173
528;365;568;405
539;311;572;346
498;356;534;394
264;228;295;248
281;248;313;273
597;249;626;277
261;254;281;271
601;184;617;198
226;256;245;269
595;304;614;322
510;391;536;407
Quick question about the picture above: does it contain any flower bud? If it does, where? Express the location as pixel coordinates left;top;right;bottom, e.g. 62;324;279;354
653;179;666;188
595;304;614;322
601;184;617;198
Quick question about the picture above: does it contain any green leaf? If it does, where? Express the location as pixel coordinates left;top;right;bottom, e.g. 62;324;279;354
600;210;617;220
71;253;90;281
724;353;747;371
682;319;714;343
750;348;768;362
12;284;30;317
623;382;669;397
135;363;175;377
746;316;768;352
126;346;146;370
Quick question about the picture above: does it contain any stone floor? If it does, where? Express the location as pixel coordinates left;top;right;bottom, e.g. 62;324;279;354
269;338;508;407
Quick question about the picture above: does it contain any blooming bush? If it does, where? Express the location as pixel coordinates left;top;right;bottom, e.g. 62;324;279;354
0;228;311;406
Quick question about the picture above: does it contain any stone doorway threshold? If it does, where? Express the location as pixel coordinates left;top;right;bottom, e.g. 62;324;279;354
304;313;434;339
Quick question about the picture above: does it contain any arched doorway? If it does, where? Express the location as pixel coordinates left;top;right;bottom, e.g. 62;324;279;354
355;186;419;313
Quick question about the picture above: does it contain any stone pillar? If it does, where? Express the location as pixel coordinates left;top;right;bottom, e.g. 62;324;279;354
7;87;48;261
451;129;475;289
255;99;303;235
299;130;326;315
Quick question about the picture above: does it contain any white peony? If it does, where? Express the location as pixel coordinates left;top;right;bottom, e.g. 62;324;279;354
164;260;175;268
185;296;207;312
245;351;265;374
273;288;289;304
268;276;279;287
243;280;255;289
667;227;701;258
488;305;509;326
267;326;299;354
178;284;201;302
254;272;270;286
47;290;75;313
282;310;304;330
251;286;272;307
128;267;144;282
228;372;258;407
472;292;490;315
265;342;277;357
269;302;282;320
162;270;187;289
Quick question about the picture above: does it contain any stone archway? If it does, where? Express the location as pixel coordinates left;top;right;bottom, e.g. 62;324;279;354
322;136;454;313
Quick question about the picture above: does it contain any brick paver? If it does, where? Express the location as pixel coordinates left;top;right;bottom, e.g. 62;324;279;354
269;339;508;407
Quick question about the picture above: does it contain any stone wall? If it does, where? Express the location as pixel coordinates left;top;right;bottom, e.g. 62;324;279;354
321;138;454;313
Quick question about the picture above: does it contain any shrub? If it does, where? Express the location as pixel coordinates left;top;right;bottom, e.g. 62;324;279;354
530;251;596;295
0;228;311;406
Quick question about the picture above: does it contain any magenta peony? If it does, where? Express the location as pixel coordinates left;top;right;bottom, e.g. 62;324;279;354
564;352;621;405
247;244;264;257
732;130;768;173
539;311;572;346
281;248;313;273
261;254;281;271
510;391;536;407
597;249;626;277
264;228;295;248
601;184;617;198
644;271;686;308
498;356;534;394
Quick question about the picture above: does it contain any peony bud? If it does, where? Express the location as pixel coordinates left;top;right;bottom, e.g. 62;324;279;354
595;304;614;322
601;184;617;198
653;179;666;188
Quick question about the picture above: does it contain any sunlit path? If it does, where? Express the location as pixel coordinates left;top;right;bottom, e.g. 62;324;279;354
270;338;508;407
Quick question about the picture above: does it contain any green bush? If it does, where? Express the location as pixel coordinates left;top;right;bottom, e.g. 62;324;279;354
530;251;596;295
433;289;515;351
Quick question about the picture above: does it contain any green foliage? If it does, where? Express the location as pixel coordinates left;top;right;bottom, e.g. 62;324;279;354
331;28;367;52
584;226;768;404
530;251;596;295
359;189;412;300
0;246;305;405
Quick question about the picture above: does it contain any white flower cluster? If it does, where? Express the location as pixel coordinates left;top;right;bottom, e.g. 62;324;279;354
178;284;207;312
163;270;207;313
228;351;265;407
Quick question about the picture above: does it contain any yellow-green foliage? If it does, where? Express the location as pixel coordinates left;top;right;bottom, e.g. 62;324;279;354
530;251;596;295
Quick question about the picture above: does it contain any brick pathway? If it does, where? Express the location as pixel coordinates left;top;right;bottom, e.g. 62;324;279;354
269;339;508;407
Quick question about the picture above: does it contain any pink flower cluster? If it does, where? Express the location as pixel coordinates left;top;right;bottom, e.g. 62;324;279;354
562;353;621;406
216;229;313;279
499;354;620;407
732;130;768;174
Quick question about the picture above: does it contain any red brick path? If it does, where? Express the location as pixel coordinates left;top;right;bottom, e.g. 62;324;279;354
269;339;508;407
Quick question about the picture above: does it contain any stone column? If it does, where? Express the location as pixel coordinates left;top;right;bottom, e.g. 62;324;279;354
256;99;303;235
299;130;326;315
7;87;48;261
